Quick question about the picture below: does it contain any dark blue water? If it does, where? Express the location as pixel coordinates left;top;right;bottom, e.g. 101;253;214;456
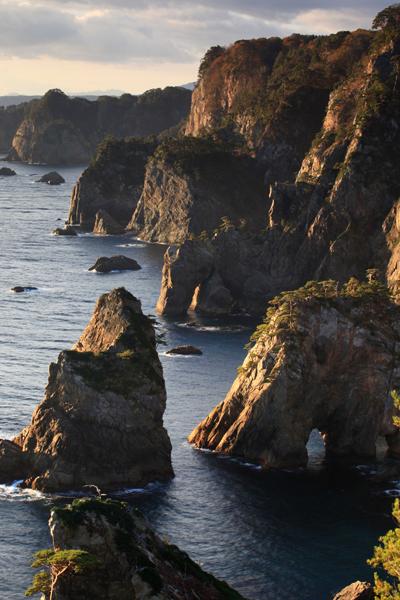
0;160;393;599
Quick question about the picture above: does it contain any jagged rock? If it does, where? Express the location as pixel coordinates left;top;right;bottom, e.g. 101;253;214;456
189;279;400;467
93;210;125;234
68;138;157;231
0;288;172;491
0;166;16;176
11;286;38;293
7;87;191;165
0;440;31;482
42;497;244;600
333;581;373;600
158;34;400;316
37;171;65;185
166;345;203;356
127;137;267;244
0;103;25;153
88;255;141;273
53;225;77;236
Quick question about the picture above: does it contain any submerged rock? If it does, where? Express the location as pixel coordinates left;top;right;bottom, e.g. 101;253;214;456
333;581;373;600
41;497;244;599
37;171;65;185
189;279;400;468
11;286;38;293
88;255;141;273
52;225;77;236
0;166;16;176
166;345;203;356
93;209;125;235
0;288;172;491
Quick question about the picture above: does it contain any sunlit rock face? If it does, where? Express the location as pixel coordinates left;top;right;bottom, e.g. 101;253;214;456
0;288;173;492
189;280;400;467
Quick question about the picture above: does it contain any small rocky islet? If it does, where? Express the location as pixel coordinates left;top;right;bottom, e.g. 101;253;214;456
2;6;400;599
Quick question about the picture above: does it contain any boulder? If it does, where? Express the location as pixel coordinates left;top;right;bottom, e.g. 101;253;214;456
88;255;141;273
189;279;400;468
0;288;172;492
11;286;38;293
37;171;65;185
52;225;77;236
333;581;373;600
43;497;244;600
93;210;125;235
166;345;203;356
0;166;16;176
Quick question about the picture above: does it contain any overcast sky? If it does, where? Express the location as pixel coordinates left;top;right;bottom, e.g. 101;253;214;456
0;0;391;95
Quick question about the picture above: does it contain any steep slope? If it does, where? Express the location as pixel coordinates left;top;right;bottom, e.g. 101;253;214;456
158;28;400;316
0;103;26;153
68;137;158;232
34;498;245;599
187;31;373;182
127;137;267;243
189;279;400;467
7;87;191;165
0;288;172;492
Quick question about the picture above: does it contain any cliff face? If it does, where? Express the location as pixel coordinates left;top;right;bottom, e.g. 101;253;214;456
40;498;244;600
158;33;400;316
0;104;25;153
68;138;157;232
7;87;191;165
189;279;400;467
127;137;267;243
186;31;373;182
0;288;172;492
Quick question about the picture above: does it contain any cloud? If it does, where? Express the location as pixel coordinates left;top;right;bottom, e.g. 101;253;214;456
0;0;388;64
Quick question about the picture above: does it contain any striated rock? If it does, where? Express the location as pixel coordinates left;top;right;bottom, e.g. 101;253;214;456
89;255;141;273
127;137;267;244
68;137;157;231
166;345;203;356
189;279;400;467
52;225;77;236
11;286;38;293
37;171;65;185
93;210;125;234
41;497;244;599
158;32;400;316
7;87;191;165
333;581;373;600
0;166;16;176
0;288;172;491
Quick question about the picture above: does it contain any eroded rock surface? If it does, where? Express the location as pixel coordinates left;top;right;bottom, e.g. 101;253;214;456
0;288;172;491
68;137;157;231
333;581;373;600
43;498;244;600
189;279;400;468
127;137;267;244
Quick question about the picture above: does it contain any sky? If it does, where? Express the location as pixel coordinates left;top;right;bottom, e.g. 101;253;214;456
0;0;392;96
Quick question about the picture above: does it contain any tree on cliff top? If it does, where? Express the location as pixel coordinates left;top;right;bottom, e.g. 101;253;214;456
373;4;400;43
25;548;99;599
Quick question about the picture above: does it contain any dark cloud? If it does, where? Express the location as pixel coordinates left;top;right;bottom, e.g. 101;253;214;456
0;1;390;63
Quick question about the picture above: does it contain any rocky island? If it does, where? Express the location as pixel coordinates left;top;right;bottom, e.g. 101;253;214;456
189;277;400;467
0;288;172;491
26;497;244;599
4;86;191;165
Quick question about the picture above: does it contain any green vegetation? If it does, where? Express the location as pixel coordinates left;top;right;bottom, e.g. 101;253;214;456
26;548;99;599
368;500;400;599
153;135;235;174
373;4;400;44
198;45;225;78
53;498;136;532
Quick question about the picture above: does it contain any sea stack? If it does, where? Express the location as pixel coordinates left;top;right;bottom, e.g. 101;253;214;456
189;278;400;467
0;288;172;491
